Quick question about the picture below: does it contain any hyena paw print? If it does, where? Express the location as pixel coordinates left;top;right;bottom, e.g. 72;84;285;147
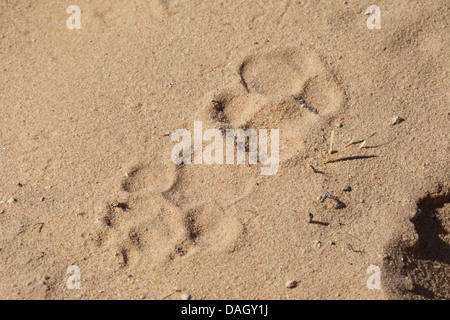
197;46;345;162
96;157;244;269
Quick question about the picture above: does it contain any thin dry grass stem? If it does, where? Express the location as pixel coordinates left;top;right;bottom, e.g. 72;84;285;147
162;288;182;300
346;137;358;147
359;132;376;149
328;130;335;154
325;130;335;163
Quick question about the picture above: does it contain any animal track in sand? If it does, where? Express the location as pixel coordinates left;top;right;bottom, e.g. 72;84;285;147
95;46;345;269
199;46;345;161
162;162;258;210
96;194;187;268
183;202;243;253
96;159;244;269
121;161;177;194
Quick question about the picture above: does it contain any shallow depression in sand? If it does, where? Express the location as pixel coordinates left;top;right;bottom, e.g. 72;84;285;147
122;162;176;194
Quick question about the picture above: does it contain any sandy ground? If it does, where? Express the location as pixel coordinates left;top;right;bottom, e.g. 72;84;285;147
0;0;448;300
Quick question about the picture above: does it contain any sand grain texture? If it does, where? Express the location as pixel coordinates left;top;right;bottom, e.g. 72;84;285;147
0;0;448;300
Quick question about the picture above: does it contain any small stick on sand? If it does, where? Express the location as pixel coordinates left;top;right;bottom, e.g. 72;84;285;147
33;222;45;233
309;164;321;174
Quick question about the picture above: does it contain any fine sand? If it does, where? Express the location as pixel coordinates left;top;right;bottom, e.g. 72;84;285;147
0;0;448;300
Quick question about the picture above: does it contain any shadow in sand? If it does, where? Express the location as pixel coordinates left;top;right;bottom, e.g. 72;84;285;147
414;196;450;265
310;221;329;227
382;189;450;300
406;193;450;299
327;155;377;163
